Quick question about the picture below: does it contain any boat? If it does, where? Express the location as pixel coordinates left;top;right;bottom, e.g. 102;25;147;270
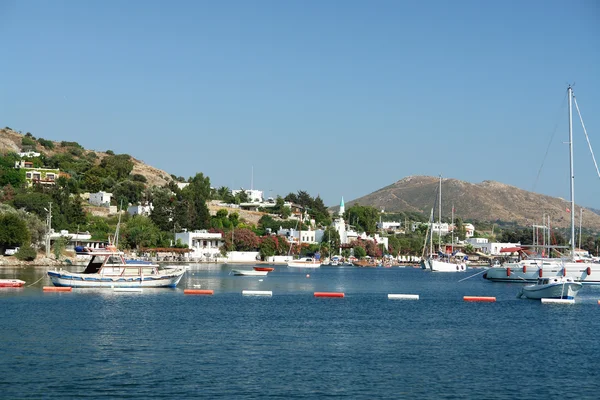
287;257;321;268
0;279;26;288
518;276;583;300
253;266;274;272
47;246;186;288
232;269;269;276
484;86;600;284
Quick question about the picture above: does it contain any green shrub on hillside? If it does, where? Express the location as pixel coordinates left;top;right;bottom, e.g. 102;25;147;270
22;137;36;147
37;138;55;149
60;141;83;149
15;245;37;261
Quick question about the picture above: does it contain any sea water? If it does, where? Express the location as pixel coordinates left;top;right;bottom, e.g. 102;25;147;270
1;265;599;399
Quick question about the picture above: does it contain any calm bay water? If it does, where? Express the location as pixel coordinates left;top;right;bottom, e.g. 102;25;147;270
1;264;599;399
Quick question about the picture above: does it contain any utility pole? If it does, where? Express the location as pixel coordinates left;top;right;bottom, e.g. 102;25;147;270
45;202;52;258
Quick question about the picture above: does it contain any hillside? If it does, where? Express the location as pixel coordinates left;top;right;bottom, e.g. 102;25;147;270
341;175;600;231
0;127;171;188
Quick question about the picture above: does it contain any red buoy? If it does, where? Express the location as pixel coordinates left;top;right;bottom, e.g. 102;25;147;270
184;289;214;295
523;265;527;273
587;267;592;276
314;292;345;298
43;286;72;292
463;296;496;303
563;268;567;277
539;269;543;278
506;267;511;277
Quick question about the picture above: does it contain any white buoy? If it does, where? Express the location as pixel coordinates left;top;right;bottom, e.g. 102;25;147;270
541;298;575;304
388;294;419;300
242;290;272;297
113;288;143;293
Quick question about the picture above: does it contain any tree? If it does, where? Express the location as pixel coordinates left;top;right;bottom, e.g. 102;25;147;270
232;228;260;251
149;187;176;232
99;154;134;180
122;215;160;249
345;204;380;234
0;213;30;250
181;173;212;230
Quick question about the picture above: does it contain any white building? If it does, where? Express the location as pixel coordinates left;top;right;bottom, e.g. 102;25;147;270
89;191;112;207
19;151;41;158
465;238;521;255
176;182;189;190
463;223;475;238
232;189;264;203
128;203;154;216
175;230;225;260
277;227;324;245
378;221;402;231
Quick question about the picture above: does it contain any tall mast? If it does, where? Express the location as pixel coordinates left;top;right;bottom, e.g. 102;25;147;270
568;85;575;258
438;174;442;251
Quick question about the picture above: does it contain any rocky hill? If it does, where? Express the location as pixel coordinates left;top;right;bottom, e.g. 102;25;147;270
0;127;172;188
341;175;600;231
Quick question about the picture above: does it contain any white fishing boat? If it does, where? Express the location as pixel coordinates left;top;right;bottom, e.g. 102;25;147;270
287;257;321;268
518;276;583;300
231;269;269;276
484;86;600;284
47;246;186;288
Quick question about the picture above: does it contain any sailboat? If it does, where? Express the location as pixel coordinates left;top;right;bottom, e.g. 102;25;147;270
286;210;321;268
426;175;467;272
484;85;600;284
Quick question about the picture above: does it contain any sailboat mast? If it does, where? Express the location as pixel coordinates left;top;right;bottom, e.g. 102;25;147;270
438;175;442;251
568;85;575;258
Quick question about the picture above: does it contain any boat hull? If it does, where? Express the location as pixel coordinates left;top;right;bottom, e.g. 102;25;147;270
0;279;26;288
47;269;185;288
484;261;600;284
232;269;268;276
520;282;582;300
287;262;321;268
428;259;467;272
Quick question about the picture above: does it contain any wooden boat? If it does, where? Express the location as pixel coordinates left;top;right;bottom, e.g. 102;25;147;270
0;279;26;288
232;269;269;276
253;266;274;272
47;246;186;288
518;276;583;300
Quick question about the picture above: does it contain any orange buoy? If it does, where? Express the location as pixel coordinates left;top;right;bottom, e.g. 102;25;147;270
506;267;511;277
539;269;543;278
184;289;214;295
463;296;496;302
587;267;592;275
523;265;527;273
43;286;72;292
314;292;344;298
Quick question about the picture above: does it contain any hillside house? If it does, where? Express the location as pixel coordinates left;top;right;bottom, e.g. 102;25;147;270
89;191;112;207
14;160;60;186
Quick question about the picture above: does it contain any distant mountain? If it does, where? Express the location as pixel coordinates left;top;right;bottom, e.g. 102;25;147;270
338;176;600;231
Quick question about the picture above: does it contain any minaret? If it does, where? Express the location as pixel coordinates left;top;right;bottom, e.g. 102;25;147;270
339;196;345;216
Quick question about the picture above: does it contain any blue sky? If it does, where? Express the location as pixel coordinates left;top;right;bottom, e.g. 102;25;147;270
2;0;599;209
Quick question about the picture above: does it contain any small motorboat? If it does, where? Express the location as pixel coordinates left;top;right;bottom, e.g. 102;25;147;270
287;257;321;268
0;279;26;288
232;269;269;276
253;266;274;272
518;276;583;300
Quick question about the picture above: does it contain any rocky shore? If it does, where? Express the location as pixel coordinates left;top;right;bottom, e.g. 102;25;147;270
0;255;68;267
